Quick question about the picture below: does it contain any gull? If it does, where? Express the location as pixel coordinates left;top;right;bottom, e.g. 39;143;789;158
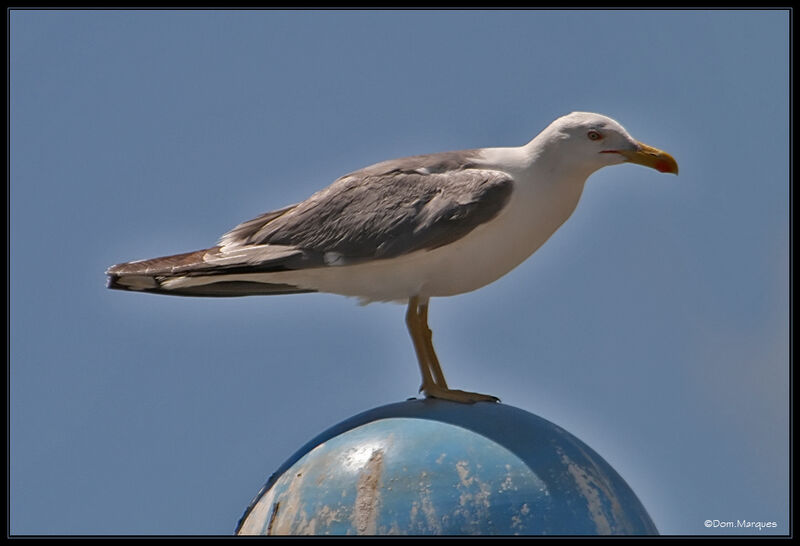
107;112;678;403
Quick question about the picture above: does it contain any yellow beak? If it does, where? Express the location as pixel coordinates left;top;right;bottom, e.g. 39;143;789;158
615;141;679;174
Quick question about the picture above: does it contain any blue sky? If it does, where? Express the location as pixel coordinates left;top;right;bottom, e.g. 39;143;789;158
10;9;789;535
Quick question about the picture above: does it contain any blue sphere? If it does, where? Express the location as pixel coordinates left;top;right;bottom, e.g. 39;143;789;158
237;399;657;535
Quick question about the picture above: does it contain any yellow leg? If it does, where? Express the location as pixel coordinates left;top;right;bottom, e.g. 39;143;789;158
418;301;448;389
405;297;499;404
406;296;437;394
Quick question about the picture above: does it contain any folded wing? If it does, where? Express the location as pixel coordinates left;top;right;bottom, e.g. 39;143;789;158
107;150;515;297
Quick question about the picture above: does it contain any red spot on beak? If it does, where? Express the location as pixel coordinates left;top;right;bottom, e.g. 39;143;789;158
655;160;672;173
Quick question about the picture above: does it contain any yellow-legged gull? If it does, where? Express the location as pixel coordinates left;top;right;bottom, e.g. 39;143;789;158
107;112;678;403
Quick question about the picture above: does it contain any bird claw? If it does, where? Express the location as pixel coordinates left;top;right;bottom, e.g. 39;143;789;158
422;386;500;404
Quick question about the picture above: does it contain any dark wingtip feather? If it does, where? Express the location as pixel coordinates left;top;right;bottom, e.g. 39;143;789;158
106;272;124;291
105;250;317;297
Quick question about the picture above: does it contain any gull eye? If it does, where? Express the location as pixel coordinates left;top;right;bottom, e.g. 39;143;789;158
587;130;603;141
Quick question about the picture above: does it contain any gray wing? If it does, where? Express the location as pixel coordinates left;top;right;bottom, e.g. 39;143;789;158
219;150;514;267
106;150;515;296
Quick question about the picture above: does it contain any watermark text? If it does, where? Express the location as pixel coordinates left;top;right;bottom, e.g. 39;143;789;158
704;519;777;531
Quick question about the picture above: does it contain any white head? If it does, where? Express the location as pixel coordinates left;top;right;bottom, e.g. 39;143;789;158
531;111;678;177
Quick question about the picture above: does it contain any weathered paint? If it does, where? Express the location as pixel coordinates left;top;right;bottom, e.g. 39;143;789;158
237;399;658;536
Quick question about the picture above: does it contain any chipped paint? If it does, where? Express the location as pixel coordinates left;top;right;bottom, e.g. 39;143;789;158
453;459;493;532
557;443;633;534
353;449;384;534
237;485;278;535
510;502;530;533
270;464;309;534
500;464;516;492
408;466;441;534
237;403;657;535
